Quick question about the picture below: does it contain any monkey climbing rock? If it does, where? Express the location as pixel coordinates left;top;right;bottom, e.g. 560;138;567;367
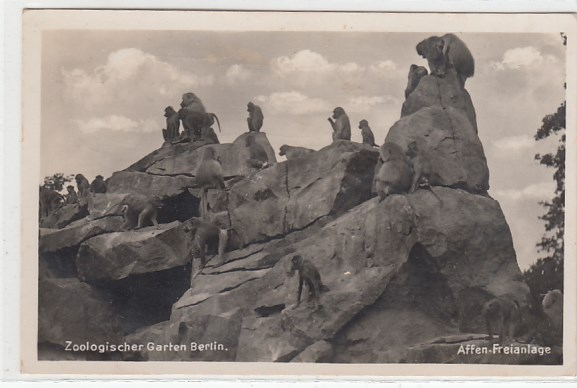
287;255;329;308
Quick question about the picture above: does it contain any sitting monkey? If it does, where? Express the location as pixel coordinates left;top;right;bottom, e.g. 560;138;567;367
328;107;351;141
358;119;378;147
404;64;428;98
247;102;264;133
90;175;107;194
65;185;78;205
416;33;475;88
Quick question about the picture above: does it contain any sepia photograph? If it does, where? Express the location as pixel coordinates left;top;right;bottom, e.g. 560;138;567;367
20;10;576;377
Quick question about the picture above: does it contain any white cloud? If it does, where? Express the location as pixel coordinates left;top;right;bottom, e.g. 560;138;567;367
254;91;331;115
340;62;364;74
493;135;535;151
493;182;554;201
490;47;558;70
74;115;159;134
272;50;336;76
345;95;399;113
62;48;214;107
225;64;251;84
271;50;369;77
269;50;400;92
369;60;397;77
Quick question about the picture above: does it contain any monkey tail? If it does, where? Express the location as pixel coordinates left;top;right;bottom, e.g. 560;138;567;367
102;202;124;216
210;113;221;132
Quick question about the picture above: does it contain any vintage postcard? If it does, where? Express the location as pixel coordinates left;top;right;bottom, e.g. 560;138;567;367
20;10;576;378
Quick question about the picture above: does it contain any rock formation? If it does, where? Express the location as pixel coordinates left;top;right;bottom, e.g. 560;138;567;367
37;59;557;364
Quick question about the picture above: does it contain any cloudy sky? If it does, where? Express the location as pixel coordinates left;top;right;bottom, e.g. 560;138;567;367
40;30;566;270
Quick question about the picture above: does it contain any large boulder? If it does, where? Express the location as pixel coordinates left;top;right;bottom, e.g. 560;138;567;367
124;140;208;172
226;140;378;245
123;132;277;179
387;68;489;194
106;171;196;197
76;221;193;282
402;69;478;132
38;278;124;359
166;187;527;362
39;203;89;229
39;216;124;254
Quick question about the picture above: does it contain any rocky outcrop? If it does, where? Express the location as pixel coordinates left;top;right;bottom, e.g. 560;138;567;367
106;172;197;197
123;132;276;179
38;57;540;365
39;217;124;254
76;221;192;282
38;278;124;360
387;69;489;194
116;184;528;362
402;69;478;132
225;140;378;245
39;203;89;229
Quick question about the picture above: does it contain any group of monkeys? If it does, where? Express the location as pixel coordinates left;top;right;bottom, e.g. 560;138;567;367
163;91;378;158
39;174;107;220
42;34;563;341
161;93;265;145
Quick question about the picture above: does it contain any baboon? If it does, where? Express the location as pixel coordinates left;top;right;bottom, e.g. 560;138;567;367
65;185;78;204
177;108;194;141
542;289;563;333
417;33;475;88
405;64;429;98
416;36;447;78
440;33;475;87
90;175;107;194
187;218;229;267
162;106;180;142
247;102;264;133
358;119;378;147
288;255;328;307
196;147;225;190
278;144;315;160
482;297;521;345
200;114;220;144
246;135;269;169
196;147;225;219
406;141;442;203
179;109;221;142
103;194;163;231
39;187;64;219
75;174;91;205
178;92;221;141
328;107;351;141
180;92;206;112
374;142;412;201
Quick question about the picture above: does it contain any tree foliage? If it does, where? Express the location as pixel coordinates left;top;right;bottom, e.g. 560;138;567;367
523;101;565;298
523;34;566;305
42;173;74;192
